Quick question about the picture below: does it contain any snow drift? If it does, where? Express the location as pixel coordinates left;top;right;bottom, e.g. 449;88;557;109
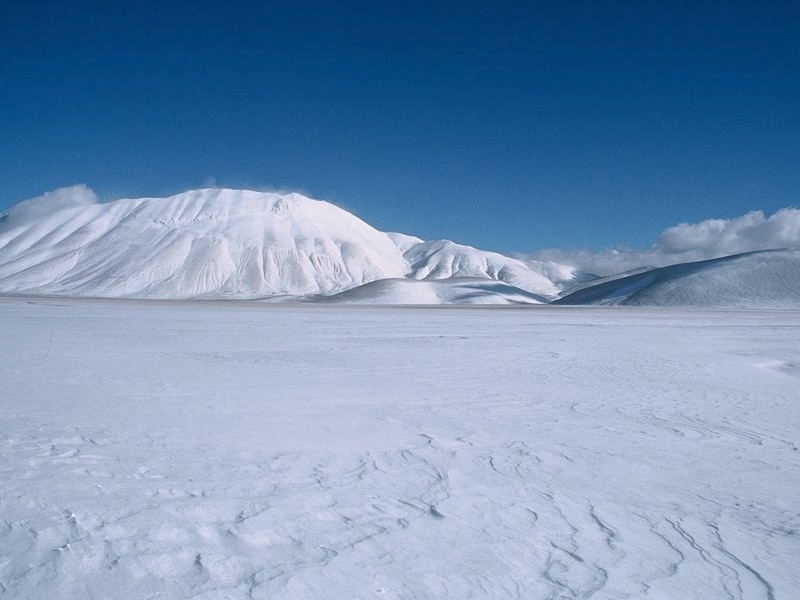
0;187;565;301
555;249;800;308
318;277;552;305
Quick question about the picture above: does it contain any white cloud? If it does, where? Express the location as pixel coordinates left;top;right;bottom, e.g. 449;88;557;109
654;209;800;254
2;185;98;227
527;208;800;276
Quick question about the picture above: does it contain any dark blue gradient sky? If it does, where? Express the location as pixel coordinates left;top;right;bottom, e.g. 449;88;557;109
2;1;798;252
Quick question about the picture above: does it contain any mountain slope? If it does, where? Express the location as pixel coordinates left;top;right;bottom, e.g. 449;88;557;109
0;187;412;298
0;186;564;301
390;233;561;298
554;249;800;308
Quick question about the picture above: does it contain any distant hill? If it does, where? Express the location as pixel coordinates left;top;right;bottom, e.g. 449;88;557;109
315;277;552;305
554;249;800;308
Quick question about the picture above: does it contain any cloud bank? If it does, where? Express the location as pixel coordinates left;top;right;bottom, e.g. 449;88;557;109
527;208;800;276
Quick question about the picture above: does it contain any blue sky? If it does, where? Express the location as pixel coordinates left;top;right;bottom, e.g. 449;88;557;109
1;1;798;253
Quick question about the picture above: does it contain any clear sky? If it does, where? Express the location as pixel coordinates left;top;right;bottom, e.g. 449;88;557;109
1;1;798;254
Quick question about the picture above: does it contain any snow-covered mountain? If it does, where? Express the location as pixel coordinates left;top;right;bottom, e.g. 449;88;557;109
554;249;800;308
0;186;572;301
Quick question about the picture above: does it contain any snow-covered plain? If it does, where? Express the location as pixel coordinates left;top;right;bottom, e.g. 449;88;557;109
1;297;798;599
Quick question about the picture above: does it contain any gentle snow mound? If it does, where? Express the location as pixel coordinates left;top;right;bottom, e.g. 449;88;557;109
555;249;800;308
318;277;551;305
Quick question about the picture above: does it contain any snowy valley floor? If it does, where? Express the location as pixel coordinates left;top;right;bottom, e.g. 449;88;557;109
1;298;798;600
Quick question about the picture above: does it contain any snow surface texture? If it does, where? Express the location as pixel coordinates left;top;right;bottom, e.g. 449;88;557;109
555;249;800;308
0;187;564;301
2;298;798;599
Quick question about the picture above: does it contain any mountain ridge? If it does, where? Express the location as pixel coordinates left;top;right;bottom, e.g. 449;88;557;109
0;186;575;301
3;187;797;307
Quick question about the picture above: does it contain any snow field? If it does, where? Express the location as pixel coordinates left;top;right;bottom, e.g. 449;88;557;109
1;298;798;599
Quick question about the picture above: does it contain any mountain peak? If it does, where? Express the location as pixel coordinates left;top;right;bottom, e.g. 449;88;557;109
0;186;566;302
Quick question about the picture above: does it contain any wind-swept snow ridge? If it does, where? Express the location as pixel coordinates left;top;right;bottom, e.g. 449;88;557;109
0;187;564;300
319;277;553;305
555;249;800;307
